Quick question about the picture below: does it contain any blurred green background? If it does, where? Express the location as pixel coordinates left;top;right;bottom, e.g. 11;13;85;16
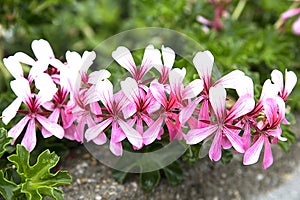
1;0;300;117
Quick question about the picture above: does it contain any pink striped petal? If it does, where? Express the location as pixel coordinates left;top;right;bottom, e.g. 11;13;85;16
150;81;167;108
143;117;164;145
93;132;107;145
169;68;185;98
179;96;203;125
214;70;245;89
36;115;64;139
209;130;222;161
243;135;264;165
120;77;140;105
21;119;36;152
118;119;143;149
185;124;218;145
223;126;244;153
85;118;113;141
209;85;226;123
112;46;136;76
193;51;214;88
8;116;30;143
182;79;203;100
226;95;255;121
198;99;210;128
110;140;123;156
111;122;126;143
140;45;162;78
263;136;273;169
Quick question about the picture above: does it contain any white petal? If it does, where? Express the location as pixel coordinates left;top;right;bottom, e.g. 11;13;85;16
214;70;245;89
36;115;64;139
3;56;24;79
162;45;175;69
193;51;214;85
182;79;203;100
141;44;162;73
88;69;111;84
81;51;96;73
118;119;143;149
284;69;297;96
169;68;185;97
14;52;35;66
10;78;31;100
260;79;278;101
271;69;284;91
35;73;57;104
2;98;22;125
120;77;140;104
235;76;254;98
112;46;136;75
31;39;54;60
209;85;226;123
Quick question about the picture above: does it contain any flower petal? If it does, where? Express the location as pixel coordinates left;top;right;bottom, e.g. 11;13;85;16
235;76;254;98
182;79;203;100
263;136;273;169
179;96;203;125
120;77;140;104
185;124;218;145
149;81;167;108
169;68;185;98
209;85;226;123
140;44;162;78
31;39;54;60
226;95;255;121
21;119;36;152
8;116;30;143
161;45;175;69
88;69;111;84
10;78;31;100
85;118;113;141
2;97;22;125
36;115;64;139
284;69;297;96
3;56;24;79
112;46;136;76
209;130;222;161
271;69;284;92
118;119;143;149
280;8;300;21
214;70;245;89
243;135;264;165
193;51;214;87
14;52;35;66
223;126;244;153
143;117;164;145
93;132;107;145
110;140;123;156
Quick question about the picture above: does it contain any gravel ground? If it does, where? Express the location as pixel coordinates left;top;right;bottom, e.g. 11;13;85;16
60;124;300;200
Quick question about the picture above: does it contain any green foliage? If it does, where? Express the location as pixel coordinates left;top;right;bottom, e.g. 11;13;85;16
0;129;72;200
182;143;202;165
140;170;161;192
162;161;183;186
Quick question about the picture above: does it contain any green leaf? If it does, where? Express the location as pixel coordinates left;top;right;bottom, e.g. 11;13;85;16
162;161;183;186
7;145;72;200
0;170;18;200
112;169;128;184
182;143;202;165
140;170;160;192
0;128;13;158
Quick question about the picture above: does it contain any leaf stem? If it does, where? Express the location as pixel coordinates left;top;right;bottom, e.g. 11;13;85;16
232;0;247;21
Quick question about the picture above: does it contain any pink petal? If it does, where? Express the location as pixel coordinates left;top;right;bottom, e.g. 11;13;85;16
21;119;36;152
280;8;300;21
95;79;113;110
242;123;251;150
110;140;123;156
262;136;273;169
292;17;300;35
226;95;255;121
209;130;222;161
85;118;113;141
169;68;185;98
263;98;278;126
93;132;107;145
209;85;226;123
36;115;64;139
161;45;175;69
111;122;126;143
2;97;22;125
165;117;181;141
243;135;264;165
8;116;30;143
112;46;136;76
185;124;218;145
3;56;24;79
223;126;244;153
197;99;210;128
179;96;203;125
143;117;164;145
118;119;143;149
149;81;167;108
196;15;212;26
221;137;232;149
193;51;214;88
182;79;203;100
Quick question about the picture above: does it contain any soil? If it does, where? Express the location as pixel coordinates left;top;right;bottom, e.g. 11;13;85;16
60;122;300;200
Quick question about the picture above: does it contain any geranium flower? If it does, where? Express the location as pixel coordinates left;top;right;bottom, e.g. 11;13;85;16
85;79;143;156
185;85;254;161
280;8;300;35
4;75;64;151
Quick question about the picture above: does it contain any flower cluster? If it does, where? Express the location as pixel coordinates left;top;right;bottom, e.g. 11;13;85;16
2;39;297;169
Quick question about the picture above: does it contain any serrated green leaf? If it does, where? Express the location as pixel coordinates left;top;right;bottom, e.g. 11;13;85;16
7;145;72;200
0;170;18;200
182;144;202;165
140;170;160;192
0;128;13;158
162;161;183;186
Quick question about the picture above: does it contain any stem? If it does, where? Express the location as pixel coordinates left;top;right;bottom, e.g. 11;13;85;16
232;0;247;21
274;1;300;29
